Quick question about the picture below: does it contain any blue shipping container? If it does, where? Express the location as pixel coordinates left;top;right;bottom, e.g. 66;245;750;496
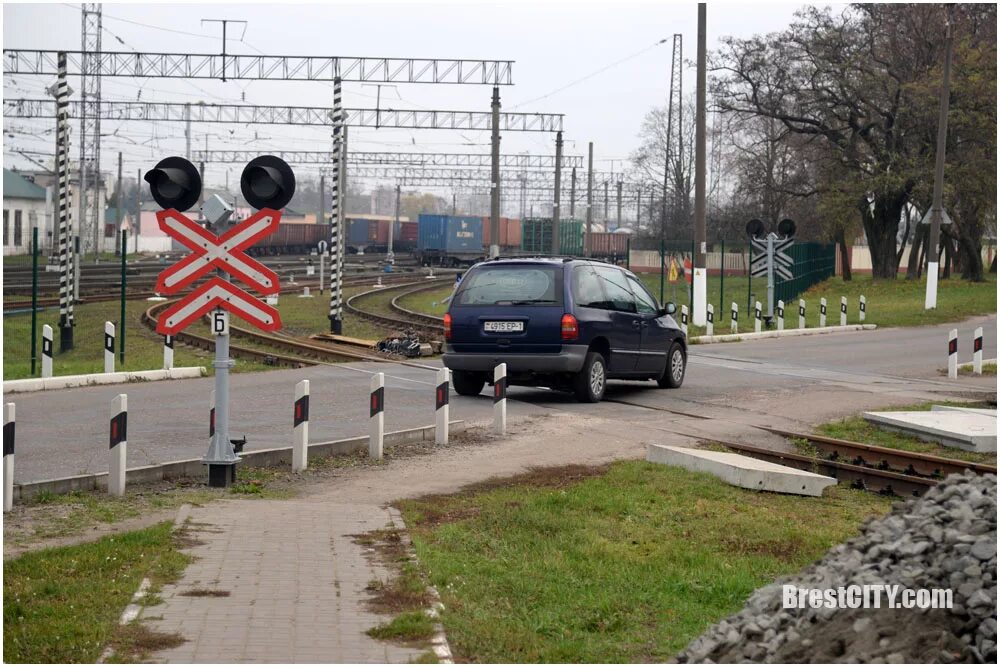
418;215;483;254
347;218;371;247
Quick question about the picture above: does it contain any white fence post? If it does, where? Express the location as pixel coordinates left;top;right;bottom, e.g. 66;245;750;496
706;304;714;337
973;327;983;375
435;368;450;445
754;301;762;333
948;329;958;379
104;321;116;373
680;305;688;336
493;363;507;435
163;335;174;370
776;300;785;331
798;299;806;329
730;302;738;334
42;324;53;378
819;298;827;328
293;380;310;472
4;403;14;512
840;296;847;326
109;394;127;496
859;295;866;323
369;373;385;459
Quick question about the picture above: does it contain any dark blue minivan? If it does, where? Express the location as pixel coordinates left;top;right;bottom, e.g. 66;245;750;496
442;258;687;402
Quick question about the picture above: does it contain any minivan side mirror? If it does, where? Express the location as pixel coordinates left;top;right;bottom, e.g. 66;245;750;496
660;302;676;316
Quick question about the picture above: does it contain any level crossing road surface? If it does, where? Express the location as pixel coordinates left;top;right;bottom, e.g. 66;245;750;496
8;316;996;483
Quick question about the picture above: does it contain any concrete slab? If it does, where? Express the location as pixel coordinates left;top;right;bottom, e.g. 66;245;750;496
646;444;837;497
931;405;998;417
863;410;997;453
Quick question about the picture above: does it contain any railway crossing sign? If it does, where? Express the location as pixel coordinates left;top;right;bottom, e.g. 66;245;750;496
746;218;796;323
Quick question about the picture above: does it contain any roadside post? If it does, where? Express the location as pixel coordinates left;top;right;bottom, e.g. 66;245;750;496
318;240;327;295
104;322;116;373
163;335;174;370
293;380;310;472
820;298;827;328
776;300;785;331
147;155;291;488
705;304;714;336
680;305;689;336
948;329;958;379
41;324;54;378
798;299;806;329
973;327;983;375
840;296;847;326
754;301;762;333
209;389;215;438
30;227;39;375
119;230;127;366
730;302;738;334
494;363;507;435
3;403;14;512
859;295;866;323
109;394;127;496
370;373;385;460
435;368;450;445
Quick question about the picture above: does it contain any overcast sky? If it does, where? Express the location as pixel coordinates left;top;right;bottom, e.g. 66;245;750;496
3;0;818;201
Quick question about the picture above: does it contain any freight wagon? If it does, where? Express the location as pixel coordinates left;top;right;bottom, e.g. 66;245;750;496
248;221;327;256
480;216;522;251
346;215;413;254
416;214;485;266
520;218;585;256
586;231;630;260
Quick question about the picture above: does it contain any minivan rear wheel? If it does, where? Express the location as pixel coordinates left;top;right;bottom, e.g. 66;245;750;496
573;351;607;403
657;341;686;388
452;370;486;396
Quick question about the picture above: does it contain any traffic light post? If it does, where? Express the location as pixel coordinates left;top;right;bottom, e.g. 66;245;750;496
146;155;295;487
747;218;795;326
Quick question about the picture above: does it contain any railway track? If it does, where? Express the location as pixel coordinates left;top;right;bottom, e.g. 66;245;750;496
345;278;449;340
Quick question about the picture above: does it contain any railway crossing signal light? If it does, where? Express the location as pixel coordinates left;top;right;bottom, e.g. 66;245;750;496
144;156;202;212
745;218;765;238
241;155;296;211
777;218;797;239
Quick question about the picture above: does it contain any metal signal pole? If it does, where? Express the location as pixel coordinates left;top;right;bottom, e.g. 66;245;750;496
925;19;953;310
586;142;593;256
489;86;502;258
552;130;563;255
692;3;708;326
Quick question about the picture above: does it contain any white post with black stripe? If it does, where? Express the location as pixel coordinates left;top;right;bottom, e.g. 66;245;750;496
859;295;866;323
754;301;762;333
730;302;738;334
973;327;983;375
798;299;806;329
705;304;714;337
209;389;215;440
104;322;115;373
163;335;174;370
327;75;345;334
4;403;14;512
109;394;127;497
369;373;385;460
493;363;507;435
293;380;310;472
41;324;54;378
435;368;450;445
947;329;959;379
840;296;847;326
680;305;689;336
54;51;75;351
776;300;785;331
819;298;827;328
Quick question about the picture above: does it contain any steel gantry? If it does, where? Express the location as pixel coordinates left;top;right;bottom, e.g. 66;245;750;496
78;4;103;255
4;98;563;132
192;150;582;169
3;50;514;85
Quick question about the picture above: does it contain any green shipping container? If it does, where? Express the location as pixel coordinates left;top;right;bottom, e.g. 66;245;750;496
520;218;584;256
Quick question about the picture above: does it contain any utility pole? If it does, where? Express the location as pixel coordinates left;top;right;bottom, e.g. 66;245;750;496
319;174;325;227
184;102;192;159
586;142;593;256
391;183;400;264
616;179;622;231
692;3;708;326
115;152;123;256
925;18;953;310
570;166;577;218
603;181;609;226
489;86;502;258
200;18;247;83
552;130;562;255
134;168;140;254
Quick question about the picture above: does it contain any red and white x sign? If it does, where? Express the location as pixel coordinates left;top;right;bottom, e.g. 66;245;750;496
155;277;282;335
155;209;281;295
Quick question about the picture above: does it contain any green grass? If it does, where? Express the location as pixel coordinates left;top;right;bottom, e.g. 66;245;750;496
367;610;436;642
958;361;997;376
3;521;191;663
397;285;453;318
399;461;891;663
816;401;996;465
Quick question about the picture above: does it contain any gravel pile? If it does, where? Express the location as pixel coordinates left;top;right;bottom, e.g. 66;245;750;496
677;472;997;663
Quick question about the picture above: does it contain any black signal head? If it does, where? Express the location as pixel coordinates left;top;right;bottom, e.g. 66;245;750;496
777;218;797;238
745;218;765;238
144;156;202;212
241;155;296;211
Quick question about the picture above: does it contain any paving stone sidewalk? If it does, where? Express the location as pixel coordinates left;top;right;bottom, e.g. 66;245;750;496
144;498;424;664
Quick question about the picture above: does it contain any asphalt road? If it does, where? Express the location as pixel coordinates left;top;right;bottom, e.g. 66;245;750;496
7;315;995;483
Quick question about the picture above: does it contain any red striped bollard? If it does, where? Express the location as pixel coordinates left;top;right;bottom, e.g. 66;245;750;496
948;329;958;379
973;327;983;375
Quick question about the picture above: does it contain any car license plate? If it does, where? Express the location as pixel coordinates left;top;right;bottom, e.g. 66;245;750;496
484;321;524;333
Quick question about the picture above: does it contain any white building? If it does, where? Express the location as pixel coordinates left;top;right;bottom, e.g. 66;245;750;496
13;168;113;255
3;168;49;255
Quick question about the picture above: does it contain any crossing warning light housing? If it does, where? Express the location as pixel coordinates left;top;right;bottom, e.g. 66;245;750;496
241;155;296;211
144;156;202;212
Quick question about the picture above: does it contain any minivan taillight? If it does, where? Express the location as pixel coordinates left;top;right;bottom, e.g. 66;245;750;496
561;314;579;341
443;313;452;341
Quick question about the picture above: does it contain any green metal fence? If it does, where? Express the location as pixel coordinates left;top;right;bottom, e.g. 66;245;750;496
774;242;837;304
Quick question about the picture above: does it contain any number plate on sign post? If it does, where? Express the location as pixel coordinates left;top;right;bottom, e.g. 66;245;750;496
212;311;230;336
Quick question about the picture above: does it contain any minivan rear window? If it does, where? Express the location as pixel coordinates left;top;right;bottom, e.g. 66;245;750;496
454;265;562;306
